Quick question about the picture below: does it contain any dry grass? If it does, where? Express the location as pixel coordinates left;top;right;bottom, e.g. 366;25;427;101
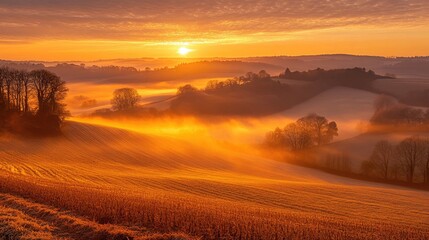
0;175;428;240
0;121;428;239
0;189;193;240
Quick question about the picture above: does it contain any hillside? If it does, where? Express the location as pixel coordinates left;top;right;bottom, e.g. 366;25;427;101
0;193;191;240
322;131;429;171
275;86;377;139
0;60;283;84
0;121;428;239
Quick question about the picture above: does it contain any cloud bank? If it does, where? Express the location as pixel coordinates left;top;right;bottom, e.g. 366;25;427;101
0;0;428;43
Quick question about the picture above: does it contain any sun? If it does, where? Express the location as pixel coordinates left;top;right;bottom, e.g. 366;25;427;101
178;46;191;56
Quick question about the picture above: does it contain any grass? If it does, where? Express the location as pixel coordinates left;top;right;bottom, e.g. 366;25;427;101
0;174;428;240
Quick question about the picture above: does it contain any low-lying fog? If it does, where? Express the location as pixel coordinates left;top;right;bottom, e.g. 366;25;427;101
70;85;374;145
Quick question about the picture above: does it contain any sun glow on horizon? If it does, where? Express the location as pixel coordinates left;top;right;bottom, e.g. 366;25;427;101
178;46;192;56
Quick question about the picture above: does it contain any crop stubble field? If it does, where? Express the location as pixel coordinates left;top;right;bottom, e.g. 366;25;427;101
0;121;428;239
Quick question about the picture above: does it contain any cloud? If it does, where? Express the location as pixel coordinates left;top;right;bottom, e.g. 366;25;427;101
0;0;428;43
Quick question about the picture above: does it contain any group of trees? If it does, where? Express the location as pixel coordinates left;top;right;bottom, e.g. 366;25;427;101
204;70;274;92
265;114;338;151
0;67;68;134
365;95;429;185
170;67;388;116
363;137;429;184
280;67;388;90
371;95;429;127
171;70;320;115
175;70;279;97
204;70;299;98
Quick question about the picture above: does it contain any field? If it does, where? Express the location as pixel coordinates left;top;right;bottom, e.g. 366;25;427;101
1;121;429;239
1;1;429;238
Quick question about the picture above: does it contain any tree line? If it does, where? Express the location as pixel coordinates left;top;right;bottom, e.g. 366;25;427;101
363;137;429;185
263;114;348;172
92;67;388;117
264;112;429;187
170;70;321;116
265;114;338;151
371;95;429;128
279;67;389;90
0;67;68;135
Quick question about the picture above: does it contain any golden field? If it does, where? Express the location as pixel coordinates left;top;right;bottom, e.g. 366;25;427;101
0;120;428;239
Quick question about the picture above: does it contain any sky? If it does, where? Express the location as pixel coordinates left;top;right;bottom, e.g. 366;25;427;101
0;0;428;61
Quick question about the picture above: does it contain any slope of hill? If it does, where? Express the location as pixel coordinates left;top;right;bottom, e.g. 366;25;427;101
275;86;378;139
322;131;429;171
0;121;356;186
0;193;191;240
0;121;428;239
373;77;429;97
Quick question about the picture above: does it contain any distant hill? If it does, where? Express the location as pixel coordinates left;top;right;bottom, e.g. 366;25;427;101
2;55;429;83
248;55;429;77
382;60;429;77
0;60;283;84
170;68;383;116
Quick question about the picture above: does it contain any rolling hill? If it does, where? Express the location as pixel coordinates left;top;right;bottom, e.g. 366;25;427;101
0;121;428;239
274;86;378;140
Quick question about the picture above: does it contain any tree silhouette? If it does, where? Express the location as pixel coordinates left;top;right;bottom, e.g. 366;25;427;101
297;114;338;146
177;84;198;96
111;88;141;111
283;123;312;151
0;67;68;135
30;69;68;118
369;140;393;179
421;140;429;185
265;114;338;151
396;137;425;183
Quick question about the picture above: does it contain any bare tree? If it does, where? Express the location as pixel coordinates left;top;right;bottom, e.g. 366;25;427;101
111;88;141;111
283;123;312;151
421;139;429;185
30;69;68;117
369;140;394;179
396;137;425;183
0;67;8;110
297;113;338;146
11;69;23;111
0;67;68;134
4;69;13;111
23;71;31;113
265;127;284;148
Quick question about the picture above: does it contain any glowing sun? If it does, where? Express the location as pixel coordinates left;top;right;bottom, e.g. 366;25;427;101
178;46;191;56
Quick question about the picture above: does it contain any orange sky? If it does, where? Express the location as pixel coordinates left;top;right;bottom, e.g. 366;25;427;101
0;0;428;60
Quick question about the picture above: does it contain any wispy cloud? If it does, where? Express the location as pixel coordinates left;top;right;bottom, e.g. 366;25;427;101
0;0;428;43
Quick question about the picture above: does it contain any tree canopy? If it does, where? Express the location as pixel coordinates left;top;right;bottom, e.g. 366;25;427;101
265;113;338;151
0;67;68;135
111;88;141;111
